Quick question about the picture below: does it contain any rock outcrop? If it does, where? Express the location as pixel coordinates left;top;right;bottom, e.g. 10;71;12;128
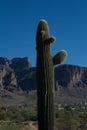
55;64;87;99
55;64;87;88
0;57;33;92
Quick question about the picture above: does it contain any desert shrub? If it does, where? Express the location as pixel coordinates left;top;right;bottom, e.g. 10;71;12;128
0;111;6;120
0;106;37;121
7;110;25;121
21;106;37;121
0;124;23;130
6;106;37;121
55;109;80;130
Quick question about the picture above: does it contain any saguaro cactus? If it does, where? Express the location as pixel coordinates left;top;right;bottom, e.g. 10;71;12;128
36;19;67;130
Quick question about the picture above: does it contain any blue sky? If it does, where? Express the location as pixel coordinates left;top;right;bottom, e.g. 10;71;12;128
0;0;87;67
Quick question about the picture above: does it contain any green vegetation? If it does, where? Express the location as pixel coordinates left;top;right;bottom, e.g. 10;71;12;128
0;105;37;130
0;103;87;130
55;103;87;130
0;105;37;121
0;124;23;130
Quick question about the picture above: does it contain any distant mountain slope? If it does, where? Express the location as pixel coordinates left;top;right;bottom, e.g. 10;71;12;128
0;57;34;92
55;64;87;88
55;64;87;101
0;57;87;102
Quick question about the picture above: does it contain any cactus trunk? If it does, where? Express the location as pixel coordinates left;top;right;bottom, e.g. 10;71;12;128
36;20;55;130
36;43;54;130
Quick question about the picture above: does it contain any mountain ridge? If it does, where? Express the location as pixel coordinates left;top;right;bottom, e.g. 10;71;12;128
0;57;87;104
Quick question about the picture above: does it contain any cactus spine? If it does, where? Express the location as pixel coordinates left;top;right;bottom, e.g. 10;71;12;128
36;19;67;130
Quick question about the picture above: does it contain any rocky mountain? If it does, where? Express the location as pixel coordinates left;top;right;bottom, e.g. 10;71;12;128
0;57;87;102
55;64;87;102
0;57;36;92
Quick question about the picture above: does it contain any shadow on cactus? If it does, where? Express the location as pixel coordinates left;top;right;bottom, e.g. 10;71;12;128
36;19;67;130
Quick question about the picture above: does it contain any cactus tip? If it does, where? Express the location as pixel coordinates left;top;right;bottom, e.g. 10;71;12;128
40;19;47;24
60;50;67;56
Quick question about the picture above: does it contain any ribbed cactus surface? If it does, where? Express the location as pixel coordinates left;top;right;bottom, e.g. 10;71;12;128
36;19;67;130
36;20;55;130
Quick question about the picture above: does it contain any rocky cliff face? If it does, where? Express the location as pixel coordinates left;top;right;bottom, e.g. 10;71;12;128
0;57;33;92
0;60;17;91
0;57;87;100
55;64;87;87
55;64;87;99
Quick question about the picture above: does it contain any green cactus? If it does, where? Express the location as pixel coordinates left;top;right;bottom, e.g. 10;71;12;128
53;50;67;65
36;19;67;130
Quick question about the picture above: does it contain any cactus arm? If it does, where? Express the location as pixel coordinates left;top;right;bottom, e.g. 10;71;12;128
45;36;56;43
53;50;67;65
